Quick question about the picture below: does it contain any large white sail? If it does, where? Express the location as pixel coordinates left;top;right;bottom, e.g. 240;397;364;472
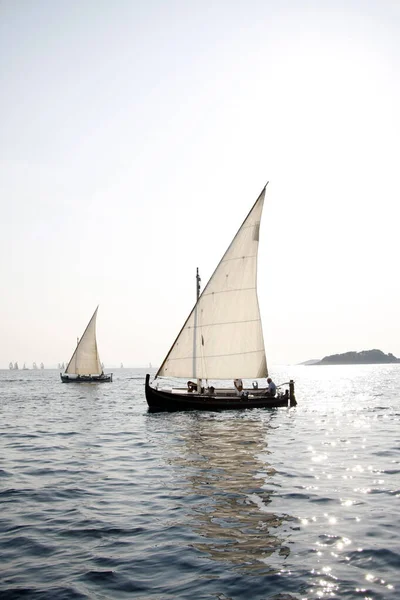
65;307;102;375
157;186;268;380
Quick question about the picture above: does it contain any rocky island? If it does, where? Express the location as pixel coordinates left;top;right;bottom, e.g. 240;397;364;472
314;349;400;365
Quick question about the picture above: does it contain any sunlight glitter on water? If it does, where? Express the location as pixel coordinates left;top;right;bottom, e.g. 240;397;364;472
1;366;399;599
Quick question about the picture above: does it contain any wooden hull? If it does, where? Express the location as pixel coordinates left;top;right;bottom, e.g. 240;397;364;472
60;373;113;383
145;374;296;412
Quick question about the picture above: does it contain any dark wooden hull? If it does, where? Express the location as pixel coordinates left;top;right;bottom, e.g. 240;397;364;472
60;373;113;383
145;374;296;412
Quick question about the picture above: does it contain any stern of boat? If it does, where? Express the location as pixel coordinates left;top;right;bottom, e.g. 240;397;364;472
289;380;297;406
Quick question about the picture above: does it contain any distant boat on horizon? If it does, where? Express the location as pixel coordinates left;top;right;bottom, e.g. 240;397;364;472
60;306;113;383
22;363;28;370
120;363;124;368
14;362;18;370
40;362;44;369
9;362;13;370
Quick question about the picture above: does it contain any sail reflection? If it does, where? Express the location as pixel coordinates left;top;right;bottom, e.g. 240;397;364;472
172;412;293;572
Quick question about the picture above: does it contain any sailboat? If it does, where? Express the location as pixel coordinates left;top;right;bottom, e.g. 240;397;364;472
60;306;113;383
145;183;296;411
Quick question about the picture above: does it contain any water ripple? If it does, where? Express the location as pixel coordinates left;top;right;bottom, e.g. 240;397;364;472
0;366;399;599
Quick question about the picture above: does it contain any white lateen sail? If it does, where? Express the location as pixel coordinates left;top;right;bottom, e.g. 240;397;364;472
65;307;102;375
157;185;268;380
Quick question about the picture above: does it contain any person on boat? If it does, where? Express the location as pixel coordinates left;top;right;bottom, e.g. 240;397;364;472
266;377;276;396
234;378;243;395
187;380;197;393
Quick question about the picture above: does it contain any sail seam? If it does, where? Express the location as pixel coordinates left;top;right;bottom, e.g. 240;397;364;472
188;317;260;328
219;254;257;262
201;286;256;298
166;349;265;360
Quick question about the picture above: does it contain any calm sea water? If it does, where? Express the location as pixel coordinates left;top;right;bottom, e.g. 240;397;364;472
0;365;399;600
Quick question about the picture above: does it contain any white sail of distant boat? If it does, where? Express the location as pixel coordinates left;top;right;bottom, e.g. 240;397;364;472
33;362;37;369
9;362;13;370
65;308;102;375
14;362;18;370
61;306;113;383
157;188;267;381
40;362;44;369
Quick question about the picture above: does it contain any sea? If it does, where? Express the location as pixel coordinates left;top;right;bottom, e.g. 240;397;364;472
0;365;399;600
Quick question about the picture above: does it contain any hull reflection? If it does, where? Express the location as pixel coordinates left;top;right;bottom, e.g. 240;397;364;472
172;413;295;572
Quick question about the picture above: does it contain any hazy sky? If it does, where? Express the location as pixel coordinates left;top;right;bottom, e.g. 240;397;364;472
1;0;399;369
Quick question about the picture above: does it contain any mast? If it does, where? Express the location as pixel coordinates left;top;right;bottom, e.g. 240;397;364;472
193;267;202;391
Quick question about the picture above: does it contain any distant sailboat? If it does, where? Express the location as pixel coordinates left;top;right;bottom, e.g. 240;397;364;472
22;363;28;370
145;184;296;411
32;362;37;370
60;306;113;383
40;362;44;369
120;363;124;368
14;362;18;370
9;362;13;370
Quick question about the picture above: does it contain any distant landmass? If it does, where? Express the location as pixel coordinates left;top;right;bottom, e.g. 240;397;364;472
298;359;321;365
310;349;400;365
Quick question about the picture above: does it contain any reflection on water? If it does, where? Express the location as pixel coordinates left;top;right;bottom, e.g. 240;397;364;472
171;412;295;573
2;367;398;599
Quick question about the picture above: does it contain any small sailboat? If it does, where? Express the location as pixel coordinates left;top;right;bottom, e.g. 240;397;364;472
40;362;44;369
145;183;296;411
60;306;113;383
9;362;13;370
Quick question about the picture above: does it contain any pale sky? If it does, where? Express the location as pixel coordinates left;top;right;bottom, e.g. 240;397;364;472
1;0;399;368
